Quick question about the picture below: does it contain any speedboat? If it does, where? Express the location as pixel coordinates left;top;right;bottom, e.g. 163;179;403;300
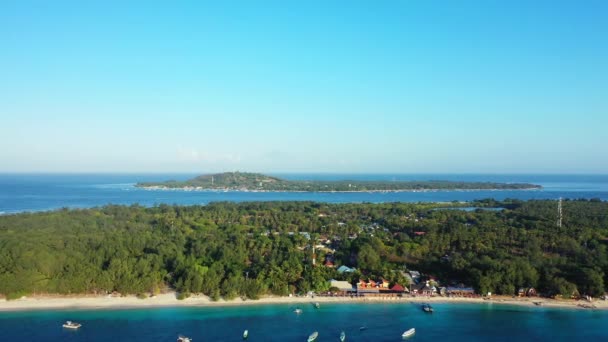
422;303;433;313
294;308;303;314
307;331;319;342
402;328;415;338
177;336;192;342
243;329;249;339
340;330;346;341
62;321;81;329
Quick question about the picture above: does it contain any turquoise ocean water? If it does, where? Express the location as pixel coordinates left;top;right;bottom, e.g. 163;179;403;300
1;173;608;214
2;174;608;340
1;302;606;341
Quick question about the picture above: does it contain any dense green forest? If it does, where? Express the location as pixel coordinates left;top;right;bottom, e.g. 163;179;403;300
136;171;541;191
0;199;606;300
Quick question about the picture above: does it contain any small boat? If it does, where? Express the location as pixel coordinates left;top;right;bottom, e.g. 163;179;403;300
243;329;249;339
402;328;416;338
62;321;82;329
359;326;368;331
307;331;319;342
422;303;433;313
313;302;320;309
339;330;346;341
294;308;303;314
177;336;192;342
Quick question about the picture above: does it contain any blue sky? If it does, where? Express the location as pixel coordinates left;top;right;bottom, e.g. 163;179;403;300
1;0;606;173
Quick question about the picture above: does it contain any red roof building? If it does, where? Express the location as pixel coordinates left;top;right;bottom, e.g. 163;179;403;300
390;284;406;292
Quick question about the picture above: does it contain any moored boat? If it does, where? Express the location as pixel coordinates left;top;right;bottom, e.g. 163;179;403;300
294;308;303;314
307;331;319;342
243;329;249;339
340;330;346;341
402;328;415;338
422;303;433;313
177;335;192;342
62;321;81;329
313;302;320;309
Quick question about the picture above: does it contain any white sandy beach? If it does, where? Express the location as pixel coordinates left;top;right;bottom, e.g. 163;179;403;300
1;293;606;312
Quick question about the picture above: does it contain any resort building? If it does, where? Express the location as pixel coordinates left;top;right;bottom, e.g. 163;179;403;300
446;286;476;297
329;279;356;294
412;281;436;296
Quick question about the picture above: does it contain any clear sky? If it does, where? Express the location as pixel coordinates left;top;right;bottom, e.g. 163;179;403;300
1;0;606;173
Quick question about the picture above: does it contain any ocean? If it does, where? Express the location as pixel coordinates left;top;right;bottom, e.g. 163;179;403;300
0;173;607;214
2;174;608;340
1;303;606;341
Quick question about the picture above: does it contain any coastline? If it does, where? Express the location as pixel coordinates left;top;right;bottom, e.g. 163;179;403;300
136;186;542;193
1;293;605;312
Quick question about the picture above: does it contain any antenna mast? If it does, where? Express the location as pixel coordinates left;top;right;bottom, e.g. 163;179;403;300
557;197;563;228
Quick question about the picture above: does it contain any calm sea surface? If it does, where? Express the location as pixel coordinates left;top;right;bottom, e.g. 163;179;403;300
1;173;607;214
0;303;606;341
1;176;607;339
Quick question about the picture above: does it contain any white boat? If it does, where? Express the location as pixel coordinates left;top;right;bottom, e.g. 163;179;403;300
62;321;81;329
307;331;319;342
243;329;249;339
339;330;346;341
294;308;303;314
402;328;415;338
177;336;192;342
313;302;320;309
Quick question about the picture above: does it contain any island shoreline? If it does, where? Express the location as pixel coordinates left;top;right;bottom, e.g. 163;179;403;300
1;293;605;312
136;186;542;193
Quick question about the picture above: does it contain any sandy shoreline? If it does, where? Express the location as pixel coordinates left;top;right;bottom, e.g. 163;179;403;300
1;293;606;312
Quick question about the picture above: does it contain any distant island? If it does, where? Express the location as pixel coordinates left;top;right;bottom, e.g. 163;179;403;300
135;172;541;192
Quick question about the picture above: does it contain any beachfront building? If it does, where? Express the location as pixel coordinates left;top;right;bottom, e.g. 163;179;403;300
355;279;410;296
357;279;380;295
412;281;436;296
329;279;356;294
390;283;409;293
446;286;476;297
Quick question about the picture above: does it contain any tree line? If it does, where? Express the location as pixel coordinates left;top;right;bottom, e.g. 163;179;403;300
0;199;606;300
